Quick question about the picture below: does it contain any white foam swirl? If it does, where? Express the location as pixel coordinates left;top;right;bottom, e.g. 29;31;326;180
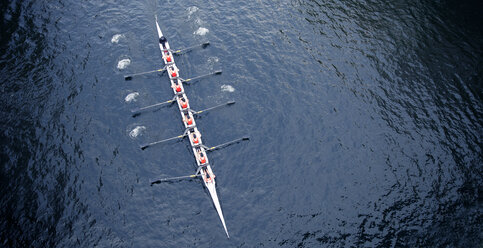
111;34;123;43
221;85;235;92
129;126;146;138
194;27;209;36
125;92;139;102
117;58;131;70
187;6;199;16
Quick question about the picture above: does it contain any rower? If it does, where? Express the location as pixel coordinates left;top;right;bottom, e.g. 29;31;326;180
171;79;182;93
168;65;178;78
196;147;207;164
191;129;201;145
183;112;194;126
160;41;172;63
203;167;215;182
163;52;172;63
178;96;188;110
203;168;211;182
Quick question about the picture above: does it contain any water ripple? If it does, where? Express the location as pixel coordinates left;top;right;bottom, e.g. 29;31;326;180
1;0;481;247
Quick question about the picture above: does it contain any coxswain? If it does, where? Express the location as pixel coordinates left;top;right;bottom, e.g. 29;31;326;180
184;112;193;126
159;36;168;50
179;96;188;109
171;79;182;92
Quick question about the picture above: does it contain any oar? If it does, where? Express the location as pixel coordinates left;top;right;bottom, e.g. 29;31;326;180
140;133;187;150
151;174;201;184
131;97;176;114
172;42;210;54
192;101;235;115
124;67;166;80
204;137;250;151
181;70;222;83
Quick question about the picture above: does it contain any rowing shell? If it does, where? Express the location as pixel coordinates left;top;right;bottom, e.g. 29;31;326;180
155;15;229;238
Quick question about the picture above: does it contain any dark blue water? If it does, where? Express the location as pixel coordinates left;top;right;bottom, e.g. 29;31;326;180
1;0;481;247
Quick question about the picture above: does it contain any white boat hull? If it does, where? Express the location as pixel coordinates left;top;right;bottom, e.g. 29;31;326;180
155;15;229;238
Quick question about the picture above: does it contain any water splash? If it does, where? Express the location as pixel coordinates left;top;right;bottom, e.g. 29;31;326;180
208;57;219;63
221;85;235;92
187;6;199;16
111;34;124;43
125;92;139;103
194;27;209;36
129;126;146;138
117;58;131;70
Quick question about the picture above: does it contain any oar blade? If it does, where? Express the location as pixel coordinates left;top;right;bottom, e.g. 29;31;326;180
150;174;200;185
206;136;249;151
173;42;211;54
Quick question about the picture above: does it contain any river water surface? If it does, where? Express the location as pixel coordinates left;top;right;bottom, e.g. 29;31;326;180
1;0;481;247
